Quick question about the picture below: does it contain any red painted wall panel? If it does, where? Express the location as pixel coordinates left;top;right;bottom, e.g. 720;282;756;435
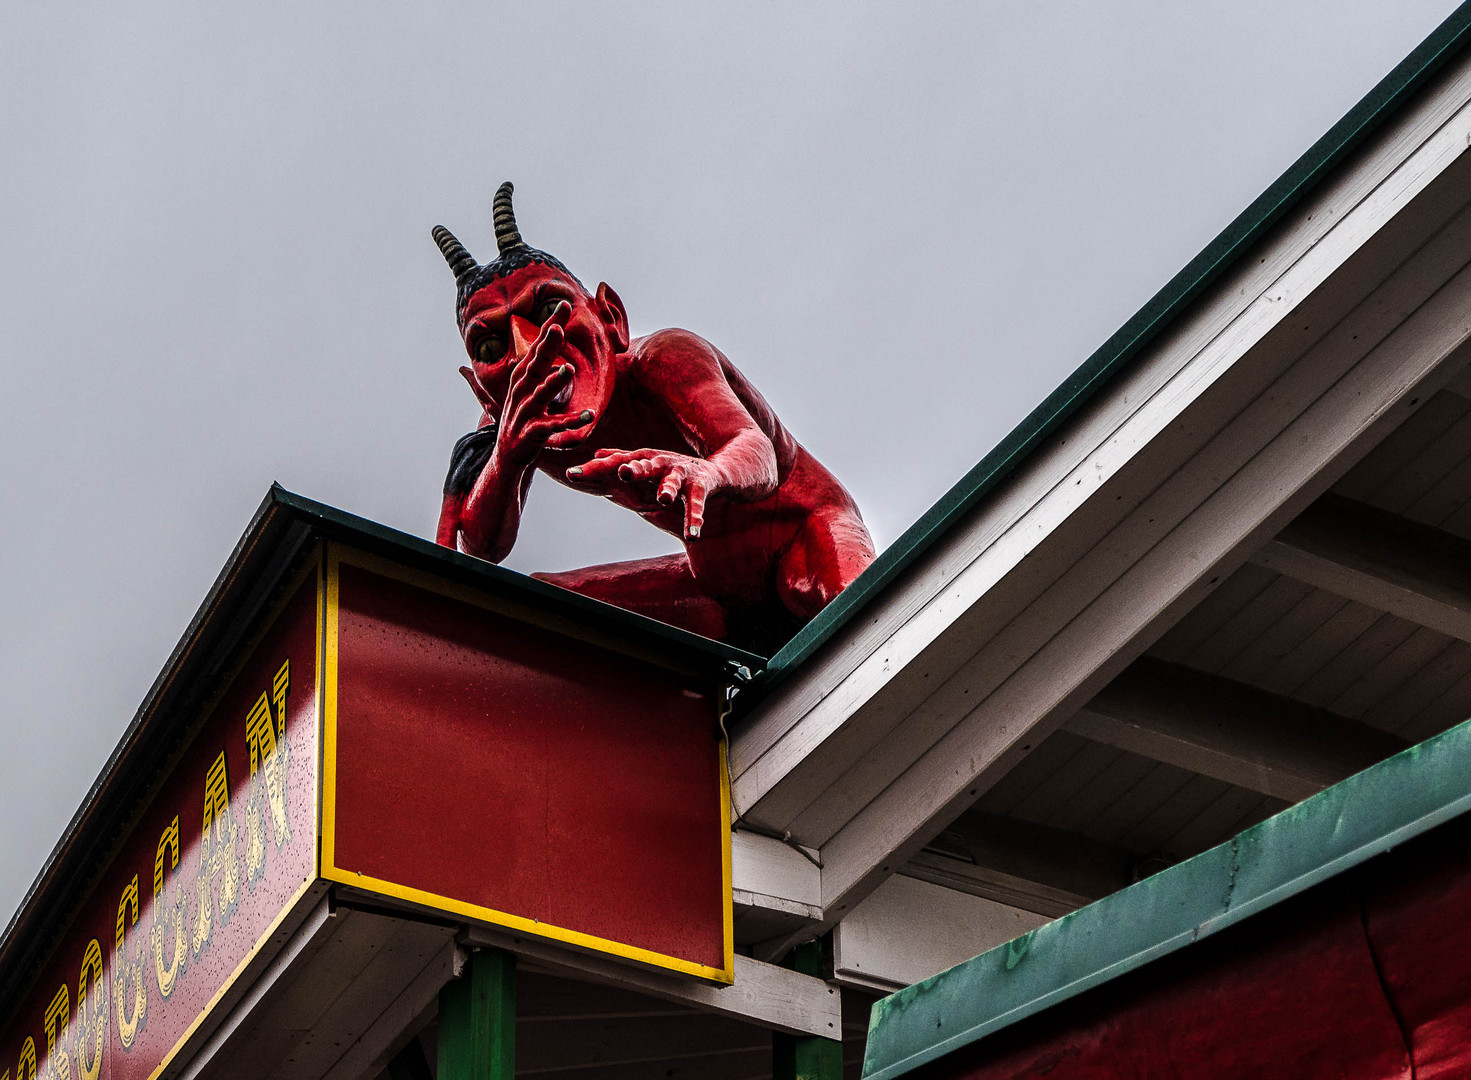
912;816;1471;1080
924;895;1411;1080
1363;818;1471;1080
325;552;729;979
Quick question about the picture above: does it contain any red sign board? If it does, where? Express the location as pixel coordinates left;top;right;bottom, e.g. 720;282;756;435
0;562;320;1080
1;534;735;1080
320;545;733;983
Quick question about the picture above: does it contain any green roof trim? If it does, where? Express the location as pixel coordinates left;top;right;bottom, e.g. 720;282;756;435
267;485;764;674
744;0;1471;705
861;714;1471;1080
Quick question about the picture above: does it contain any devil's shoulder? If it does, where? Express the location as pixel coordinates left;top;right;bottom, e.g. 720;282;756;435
625;327;726;371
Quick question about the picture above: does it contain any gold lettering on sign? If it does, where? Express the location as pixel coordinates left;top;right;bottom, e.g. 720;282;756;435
42;985;70;1080
192;752;240;955
243;659;292;885
113;877;147;1049
150;817;188;998
75;939;106;1080
15;1037;37;1080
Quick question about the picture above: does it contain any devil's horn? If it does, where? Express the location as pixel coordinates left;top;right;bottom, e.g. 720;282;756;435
432;225;479;286
492;181;524;253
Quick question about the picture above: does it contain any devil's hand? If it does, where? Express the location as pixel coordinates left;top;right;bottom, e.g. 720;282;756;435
495;306;594;468
569;449;721;541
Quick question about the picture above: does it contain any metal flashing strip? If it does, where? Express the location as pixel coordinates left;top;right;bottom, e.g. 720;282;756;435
743;0;1471;707
860;715;1471;1080
268;485;764;677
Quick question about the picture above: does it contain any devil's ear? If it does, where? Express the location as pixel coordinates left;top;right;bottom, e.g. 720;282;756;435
594;283;630;352
459;365;500;419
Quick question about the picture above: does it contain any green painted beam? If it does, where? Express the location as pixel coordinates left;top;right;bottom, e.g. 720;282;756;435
774;941;843;1080
861;713;1471;1080
438;949;516;1080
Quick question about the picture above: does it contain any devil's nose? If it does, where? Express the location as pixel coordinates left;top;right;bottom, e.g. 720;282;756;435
510;315;540;360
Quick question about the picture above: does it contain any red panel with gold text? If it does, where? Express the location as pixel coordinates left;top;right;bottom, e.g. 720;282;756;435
322;547;732;982
0;565;319;1080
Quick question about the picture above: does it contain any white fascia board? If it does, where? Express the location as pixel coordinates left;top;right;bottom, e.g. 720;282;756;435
731;828;822;921
832;875;1050;994
731;51;1471;840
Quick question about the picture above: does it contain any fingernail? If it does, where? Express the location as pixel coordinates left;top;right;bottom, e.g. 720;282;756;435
689;526;700;539
580;410;593;422
568;467;583;478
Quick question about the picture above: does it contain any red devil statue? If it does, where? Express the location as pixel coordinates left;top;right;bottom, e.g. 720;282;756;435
434;182;875;651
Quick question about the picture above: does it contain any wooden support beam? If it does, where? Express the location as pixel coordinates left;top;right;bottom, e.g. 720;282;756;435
459;924;841;1040
908;812;1136;917
438;948;516;1080
773;942;843;1080
1064;656;1408;802
1252;492;1471;643
732;829;822;918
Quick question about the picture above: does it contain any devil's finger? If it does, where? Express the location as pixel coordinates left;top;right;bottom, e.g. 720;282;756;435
657;469;685;506
510;364;573;427
525;409;595;443
567;451;634;482
618;458;665;482
539;300;572;336
509;324;564;400
684;482;708;540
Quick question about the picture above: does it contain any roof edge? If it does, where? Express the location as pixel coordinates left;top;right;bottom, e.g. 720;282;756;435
0;485;760;1018
746;0;1471;704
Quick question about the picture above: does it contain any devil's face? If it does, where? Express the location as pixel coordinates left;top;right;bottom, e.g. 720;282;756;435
457;263;627;450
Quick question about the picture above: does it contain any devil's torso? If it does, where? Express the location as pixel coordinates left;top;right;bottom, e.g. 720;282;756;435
535;329;864;604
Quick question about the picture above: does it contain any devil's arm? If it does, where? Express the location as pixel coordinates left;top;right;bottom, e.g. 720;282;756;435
436;421;537;560
636;329;779;498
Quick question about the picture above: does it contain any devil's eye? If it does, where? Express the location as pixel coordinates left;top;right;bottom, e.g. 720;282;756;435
534;297;566;324
475;335;506;364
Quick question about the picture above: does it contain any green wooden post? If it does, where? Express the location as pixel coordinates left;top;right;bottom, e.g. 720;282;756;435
437;948;516;1080
773;940;842;1080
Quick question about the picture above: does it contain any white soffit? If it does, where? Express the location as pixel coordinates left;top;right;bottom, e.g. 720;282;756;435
732;48;1471;923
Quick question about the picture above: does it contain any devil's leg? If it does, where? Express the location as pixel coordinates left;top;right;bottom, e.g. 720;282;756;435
532;554;728;640
775;509;877;622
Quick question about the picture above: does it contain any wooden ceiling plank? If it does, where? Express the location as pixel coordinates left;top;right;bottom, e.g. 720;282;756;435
972;731;1092;818
1334;388;1469;502
1041;749;1159;835
1328;624;1455;717
1253;597;1382;697
1218;587;1351;685
1253;492;1471;647
1147;563;1279;664
1164;786;1271;858
1183;575;1316;674
1291;611;1419;708
1065;658;1408;802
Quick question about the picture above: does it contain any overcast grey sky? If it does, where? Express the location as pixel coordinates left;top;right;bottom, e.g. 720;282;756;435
0;2;1460;925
